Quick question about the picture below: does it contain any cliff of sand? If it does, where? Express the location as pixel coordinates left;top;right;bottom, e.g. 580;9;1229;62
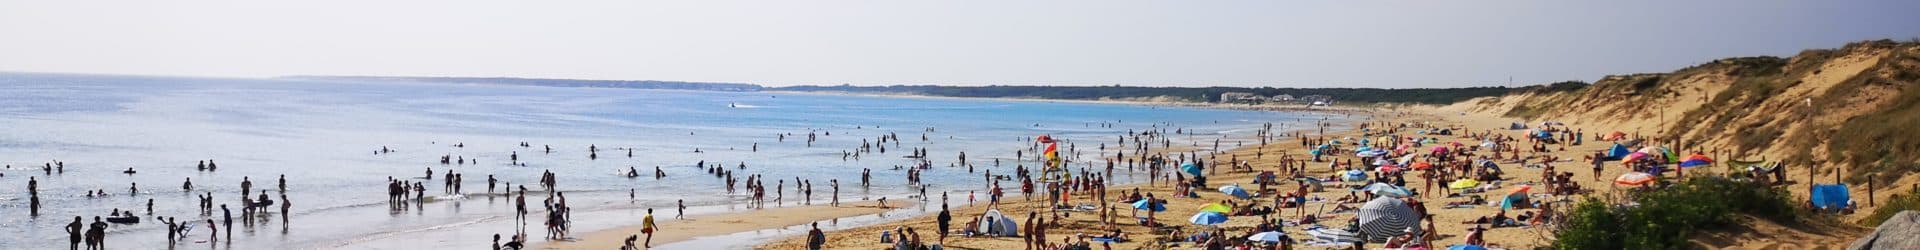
1442;40;1920;243
1454;39;1920;190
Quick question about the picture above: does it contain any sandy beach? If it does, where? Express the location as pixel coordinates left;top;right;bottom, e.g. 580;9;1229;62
757;106;1863;249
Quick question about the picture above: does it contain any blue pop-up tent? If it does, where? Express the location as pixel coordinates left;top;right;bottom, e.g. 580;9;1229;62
1603;144;1631;160
1810;184;1850;210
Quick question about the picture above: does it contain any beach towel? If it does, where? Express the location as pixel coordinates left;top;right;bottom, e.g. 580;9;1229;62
1308;228;1362;243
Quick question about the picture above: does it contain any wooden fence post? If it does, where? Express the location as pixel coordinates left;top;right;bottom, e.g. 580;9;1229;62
1869;173;1876;207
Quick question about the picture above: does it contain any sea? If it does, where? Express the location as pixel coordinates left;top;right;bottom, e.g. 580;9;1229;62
0;72;1341;249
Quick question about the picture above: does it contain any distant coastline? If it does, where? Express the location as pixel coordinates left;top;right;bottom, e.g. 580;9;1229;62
283;75;1549;107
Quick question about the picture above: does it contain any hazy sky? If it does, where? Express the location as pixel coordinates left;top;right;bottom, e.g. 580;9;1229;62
3;1;1917;88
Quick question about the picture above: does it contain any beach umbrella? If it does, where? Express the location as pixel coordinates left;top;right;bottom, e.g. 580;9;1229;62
1448;179;1479;190
1131;199;1166;212
1296;177;1326;192
1615;172;1656;187
1219;185;1251;199
1679;154;1714;168
1624;152;1650;162
1189;211;1228;225
1181;163;1203;177
1449;245;1489;250
1358;197;1421;241
1397;154;1418;165
1410;162;1435;170
1365;183;1412;198
1376;165;1402;174
1507;185;1532;196
1198;203;1232;214
1248;231;1288;243
1341;170;1368;182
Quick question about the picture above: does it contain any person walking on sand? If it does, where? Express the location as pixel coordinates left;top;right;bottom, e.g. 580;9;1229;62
676;199;686;219
806;222;825;250
642;208;657;248
830;179;840;206
66;216;81;250
937;204;952;244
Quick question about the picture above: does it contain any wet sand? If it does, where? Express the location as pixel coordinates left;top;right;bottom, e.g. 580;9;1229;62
534;200;912;249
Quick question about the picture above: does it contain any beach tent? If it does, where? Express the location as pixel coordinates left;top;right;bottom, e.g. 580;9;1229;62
1604;144;1631;160
1219;184;1251;199
1500;185;1532;210
1181;163;1203;177
1810;184;1850;210
1615;172;1656;187
1190;211;1228;225
1358;197;1422;241
977;209;1020;237
1508;122;1527;130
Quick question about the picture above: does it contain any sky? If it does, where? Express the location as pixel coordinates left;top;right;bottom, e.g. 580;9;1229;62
2;1;1917;88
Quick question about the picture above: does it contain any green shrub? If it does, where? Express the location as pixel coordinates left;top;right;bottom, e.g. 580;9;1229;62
1861;188;1920;227
1554;176;1801;249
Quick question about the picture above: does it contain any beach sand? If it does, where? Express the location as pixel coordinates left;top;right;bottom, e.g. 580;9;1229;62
534;200;912;249
753;107;1863;249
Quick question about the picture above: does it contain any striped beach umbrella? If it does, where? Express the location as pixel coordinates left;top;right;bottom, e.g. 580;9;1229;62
1679;154;1714;168
1358;197;1421;241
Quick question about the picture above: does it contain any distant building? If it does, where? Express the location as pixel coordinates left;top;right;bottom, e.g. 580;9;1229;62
1299;95;1334;106
1271;94;1295;102
1219;92;1267;104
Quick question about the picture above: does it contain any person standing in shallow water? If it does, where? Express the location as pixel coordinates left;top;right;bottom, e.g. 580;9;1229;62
65;216;81;250
221;204;233;240
86;216;106;250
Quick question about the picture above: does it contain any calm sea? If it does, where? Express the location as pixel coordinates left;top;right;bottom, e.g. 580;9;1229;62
0;72;1337;249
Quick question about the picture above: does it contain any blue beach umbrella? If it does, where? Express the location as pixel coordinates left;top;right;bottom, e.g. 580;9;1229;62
1448;245;1489;250
1181;163;1203;176
1189;211;1228;225
1219;185;1250;199
1341;170;1367;182
1132;199;1166;212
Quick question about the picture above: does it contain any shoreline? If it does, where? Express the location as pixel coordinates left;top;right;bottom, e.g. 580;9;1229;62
759;109;1373;249
532;200;914;249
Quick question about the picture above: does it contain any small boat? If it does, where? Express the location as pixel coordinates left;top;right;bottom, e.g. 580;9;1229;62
107;216;140;224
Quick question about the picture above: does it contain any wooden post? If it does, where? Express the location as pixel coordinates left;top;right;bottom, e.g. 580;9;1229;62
1869;173;1876;207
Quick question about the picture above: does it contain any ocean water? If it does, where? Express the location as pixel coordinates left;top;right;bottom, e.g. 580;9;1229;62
0;72;1336;249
